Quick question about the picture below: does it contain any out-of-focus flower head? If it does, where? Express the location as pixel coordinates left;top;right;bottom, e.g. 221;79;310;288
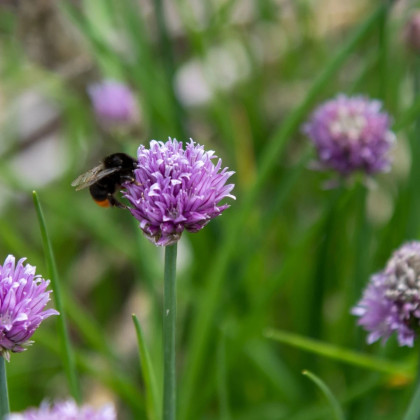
88;80;138;126
404;11;420;52
7;399;116;420
123;138;235;246
352;241;420;347
303;94;395;177
0;255;58;361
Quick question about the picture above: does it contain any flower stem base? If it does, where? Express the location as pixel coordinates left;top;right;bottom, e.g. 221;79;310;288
163;243;178;420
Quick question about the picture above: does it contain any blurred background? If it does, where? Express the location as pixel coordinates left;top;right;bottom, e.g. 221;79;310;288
0;0;419;419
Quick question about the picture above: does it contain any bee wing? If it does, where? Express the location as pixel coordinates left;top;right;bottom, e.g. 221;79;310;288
71;164;120;190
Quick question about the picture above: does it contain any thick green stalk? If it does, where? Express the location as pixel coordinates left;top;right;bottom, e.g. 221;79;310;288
308;186;342;339
352;184;369;306
0;357;9;418
32;191;81;402
179;4;387;419
163;244;178;420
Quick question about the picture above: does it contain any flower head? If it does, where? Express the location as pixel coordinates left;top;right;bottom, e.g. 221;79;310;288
88;80;137;125
0;255;58;360
303;94;395;176
123;138;235;246
7;399;116;420
352;241;420;347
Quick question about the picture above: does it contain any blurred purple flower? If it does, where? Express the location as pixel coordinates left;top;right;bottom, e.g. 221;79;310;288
303;94;395;176
0;255;58;361
405;11;420;52
124;138;235;246
88;80;137;125
352;241;420;347
7;399;116;420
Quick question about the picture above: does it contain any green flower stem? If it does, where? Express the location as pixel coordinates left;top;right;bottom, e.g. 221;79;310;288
0;357;9;418
350;183;370;321
180;5;387;419
32;191;81;403
308;186;343;339
163;243;178;420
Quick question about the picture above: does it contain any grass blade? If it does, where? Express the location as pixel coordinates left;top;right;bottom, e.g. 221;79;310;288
32;191;81;402
217;334;231;420
403;378;420;420
302;370;345;420
132;314;161;420
265;328;413;378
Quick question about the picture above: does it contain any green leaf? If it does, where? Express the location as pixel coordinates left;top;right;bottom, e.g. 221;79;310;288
302;370;345;420
32;191;81;402
265;328;413;378
133;315;161;420
403;379;420;420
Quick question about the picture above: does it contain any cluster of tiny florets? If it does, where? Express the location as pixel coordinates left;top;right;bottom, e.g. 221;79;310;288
303;94;395;176
124;138;235;246
353;242;420;347
88;80;137;125
0;255;58;361
7;399;116;420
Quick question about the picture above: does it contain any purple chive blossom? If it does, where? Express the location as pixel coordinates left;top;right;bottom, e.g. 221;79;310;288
123;138;235;246
303;94;395;176
0;255;58;361
352;241;420;347
405;11;420;52
88;80;137;125
7;399;116;420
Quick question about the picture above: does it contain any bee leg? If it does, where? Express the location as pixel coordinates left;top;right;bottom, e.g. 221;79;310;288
121;175;141;186
108;194;128;209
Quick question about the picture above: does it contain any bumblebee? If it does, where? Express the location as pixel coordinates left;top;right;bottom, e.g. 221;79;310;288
71;153;137;208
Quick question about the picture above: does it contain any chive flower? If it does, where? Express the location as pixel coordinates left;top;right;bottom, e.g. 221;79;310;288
405;11;420;52
0;255;58;361
123;138;235;246
88;80;137;125
7;399;116;420
303;94;395;176
352;241;420;347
